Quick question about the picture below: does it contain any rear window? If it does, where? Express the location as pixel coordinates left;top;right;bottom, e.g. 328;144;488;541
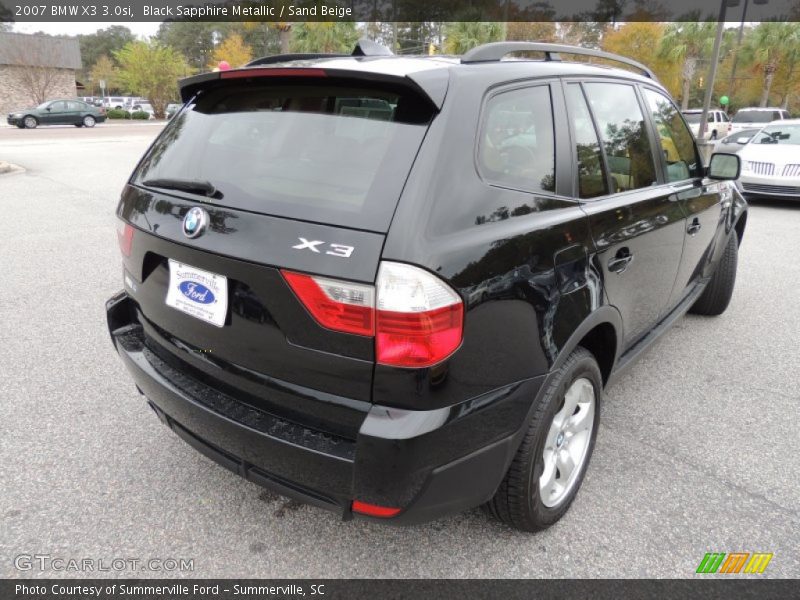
133;81;435;232
733;110;780;123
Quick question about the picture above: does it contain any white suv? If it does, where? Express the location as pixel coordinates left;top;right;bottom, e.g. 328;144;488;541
682;109;731;140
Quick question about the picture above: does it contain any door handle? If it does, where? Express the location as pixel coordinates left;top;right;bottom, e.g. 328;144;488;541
608;248;633;274
687;218;702;235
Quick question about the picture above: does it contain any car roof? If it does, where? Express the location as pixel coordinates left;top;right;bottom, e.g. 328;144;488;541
761;118;800;125
682;108;722;113
736;107;786;112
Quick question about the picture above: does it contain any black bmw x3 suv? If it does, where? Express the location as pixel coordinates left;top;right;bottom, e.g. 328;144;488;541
107;40;747;531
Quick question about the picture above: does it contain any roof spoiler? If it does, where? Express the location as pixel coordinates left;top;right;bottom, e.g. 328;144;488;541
178;39;448;107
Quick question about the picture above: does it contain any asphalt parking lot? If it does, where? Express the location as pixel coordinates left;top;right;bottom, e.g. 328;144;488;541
0;123;798;578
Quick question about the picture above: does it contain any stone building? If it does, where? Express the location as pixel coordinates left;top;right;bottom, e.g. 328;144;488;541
0;32;81;114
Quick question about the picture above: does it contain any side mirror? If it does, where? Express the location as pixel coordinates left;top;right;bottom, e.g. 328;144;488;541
707;152;741;180
736;137;750;144
46;107;51;111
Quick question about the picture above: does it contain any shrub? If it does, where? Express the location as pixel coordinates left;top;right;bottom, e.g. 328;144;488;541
107;109;131;119
131;111;150;120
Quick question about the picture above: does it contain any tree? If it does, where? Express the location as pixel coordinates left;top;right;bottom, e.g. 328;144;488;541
506;22;557;43
443;22;503;55
603;22;681;97
156;21;217;71
290;23;359;54
741;22;800;107
114;41;189;118
77;26;135;77
210;33;253;69
89;55;118;96
659;18;717;110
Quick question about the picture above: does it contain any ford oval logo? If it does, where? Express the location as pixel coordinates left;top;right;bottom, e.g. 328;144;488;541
179;281;215;304
183;207;209;239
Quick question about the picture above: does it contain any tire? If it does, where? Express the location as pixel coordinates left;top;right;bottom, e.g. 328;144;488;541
484;347;602;532
16;123;25;129
83;115;96;128
23;116;38;129
74;123;83;128
689;233;738;316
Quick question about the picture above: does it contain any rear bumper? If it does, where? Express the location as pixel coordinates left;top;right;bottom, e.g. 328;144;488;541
107;291;541;525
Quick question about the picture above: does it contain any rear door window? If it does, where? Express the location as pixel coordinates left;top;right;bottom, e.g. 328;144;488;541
583;82;658;192
565;83;608;199
478;85;556;194
133;81;435;232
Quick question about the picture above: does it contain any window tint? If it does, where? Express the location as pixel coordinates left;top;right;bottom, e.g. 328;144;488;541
643;88;700;182
67;101;82;111
133;82;434;232
584;83;657;192
566;84;608;199
50;101;67;112
479;86;555;193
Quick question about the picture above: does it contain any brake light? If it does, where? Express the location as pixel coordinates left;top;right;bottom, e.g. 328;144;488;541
351;500;401;518
375;262;463;368
220;68;327;79
117;221;134;257
281;271;374;336
281;262;463;368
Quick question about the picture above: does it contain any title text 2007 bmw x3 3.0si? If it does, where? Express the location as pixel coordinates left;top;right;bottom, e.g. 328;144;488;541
107;40;747;531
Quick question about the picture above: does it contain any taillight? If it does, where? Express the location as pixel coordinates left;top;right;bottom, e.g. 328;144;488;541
281;271;374;336
351;500;401;518
117;220;134;257
281;262;464;368
375;262;463;368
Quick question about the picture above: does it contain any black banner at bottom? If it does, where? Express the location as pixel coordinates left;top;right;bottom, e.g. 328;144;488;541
1;579;796;600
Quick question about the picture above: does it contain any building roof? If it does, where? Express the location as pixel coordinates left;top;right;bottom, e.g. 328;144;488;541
0;32;81;70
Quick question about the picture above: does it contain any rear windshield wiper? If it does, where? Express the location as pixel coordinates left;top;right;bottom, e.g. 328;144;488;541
142;178;220;198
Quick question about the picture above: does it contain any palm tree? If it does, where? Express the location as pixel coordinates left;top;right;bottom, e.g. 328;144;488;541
290;23;360;54
659;18;717;110
443;22;504;55
742;22;799;107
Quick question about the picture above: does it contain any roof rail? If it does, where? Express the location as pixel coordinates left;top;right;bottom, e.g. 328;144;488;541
246;39;393;67
461;42;657;80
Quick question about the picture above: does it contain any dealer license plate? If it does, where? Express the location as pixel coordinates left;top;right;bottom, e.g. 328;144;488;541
165;260;228;327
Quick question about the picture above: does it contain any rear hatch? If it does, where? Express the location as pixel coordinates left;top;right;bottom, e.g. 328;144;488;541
117;70;439;439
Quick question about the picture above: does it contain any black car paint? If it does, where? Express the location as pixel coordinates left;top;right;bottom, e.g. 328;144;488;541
107;56;747;524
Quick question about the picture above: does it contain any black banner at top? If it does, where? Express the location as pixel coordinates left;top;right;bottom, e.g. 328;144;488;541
2;0;800;23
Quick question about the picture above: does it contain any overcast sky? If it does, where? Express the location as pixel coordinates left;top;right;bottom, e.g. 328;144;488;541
12;22;162;38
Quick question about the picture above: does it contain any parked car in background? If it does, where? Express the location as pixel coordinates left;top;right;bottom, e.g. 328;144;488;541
730;107;791;134
716;128;762;154
682;109;730;140
132;103;156;119
104;96;127;110
738;119;800;200
165;103;182;119
7;99;107;129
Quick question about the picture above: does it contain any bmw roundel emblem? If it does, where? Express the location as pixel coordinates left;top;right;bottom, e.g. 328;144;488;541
183;207;209;239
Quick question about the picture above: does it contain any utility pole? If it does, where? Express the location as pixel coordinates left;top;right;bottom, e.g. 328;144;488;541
698;0;728;141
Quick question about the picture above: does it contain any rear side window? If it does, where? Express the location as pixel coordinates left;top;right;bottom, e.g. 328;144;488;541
584;82;657;192
565;83;608;199
133;81;435;232
642;88;700;182
478;85;555;194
